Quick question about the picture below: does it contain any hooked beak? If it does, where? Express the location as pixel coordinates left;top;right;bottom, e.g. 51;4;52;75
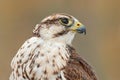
69;21;86;35
76;25;86;34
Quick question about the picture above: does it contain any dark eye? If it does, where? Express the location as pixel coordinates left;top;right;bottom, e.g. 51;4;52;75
61;18;69;24
60;17;73;27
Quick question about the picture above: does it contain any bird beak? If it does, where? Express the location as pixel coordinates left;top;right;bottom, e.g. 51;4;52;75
69;21;86;35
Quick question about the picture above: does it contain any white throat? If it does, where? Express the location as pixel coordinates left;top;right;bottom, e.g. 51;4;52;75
51;31;76;45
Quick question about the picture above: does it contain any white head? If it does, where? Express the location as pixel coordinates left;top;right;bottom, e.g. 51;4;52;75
33;13;86;44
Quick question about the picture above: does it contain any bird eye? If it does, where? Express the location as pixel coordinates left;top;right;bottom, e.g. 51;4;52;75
61;18;69;24
60;18;73;27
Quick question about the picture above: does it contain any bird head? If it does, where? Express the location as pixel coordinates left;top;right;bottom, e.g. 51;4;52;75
33;13;86;44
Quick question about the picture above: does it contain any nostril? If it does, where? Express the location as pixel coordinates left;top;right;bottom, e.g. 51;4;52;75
77;24;80;26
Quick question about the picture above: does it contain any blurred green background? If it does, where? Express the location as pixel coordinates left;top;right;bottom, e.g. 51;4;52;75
0;0;120;80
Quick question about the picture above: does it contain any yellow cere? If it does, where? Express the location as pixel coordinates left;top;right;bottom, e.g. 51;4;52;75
70;22;82;31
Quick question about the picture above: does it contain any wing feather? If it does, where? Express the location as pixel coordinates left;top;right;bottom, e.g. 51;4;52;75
64;46;98;80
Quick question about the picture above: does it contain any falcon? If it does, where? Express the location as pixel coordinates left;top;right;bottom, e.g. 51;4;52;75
10;13;98;80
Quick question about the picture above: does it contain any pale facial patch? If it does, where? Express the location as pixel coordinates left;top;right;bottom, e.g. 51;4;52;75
40;24;65;39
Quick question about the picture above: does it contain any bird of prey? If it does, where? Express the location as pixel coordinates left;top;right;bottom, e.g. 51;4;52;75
10;13;98;80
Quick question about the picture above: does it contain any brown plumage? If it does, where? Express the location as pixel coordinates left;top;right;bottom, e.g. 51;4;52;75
64;45;98;80
10;13;98;80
